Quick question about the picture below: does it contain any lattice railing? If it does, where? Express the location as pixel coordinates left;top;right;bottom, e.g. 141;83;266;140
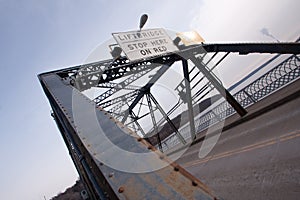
162;54;300;150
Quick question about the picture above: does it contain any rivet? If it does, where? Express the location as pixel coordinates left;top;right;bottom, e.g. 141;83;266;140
137;138;142;142
147;146;153;150
118;187;124;193
174;166;179;171
108;173;114;178
192;180;198;186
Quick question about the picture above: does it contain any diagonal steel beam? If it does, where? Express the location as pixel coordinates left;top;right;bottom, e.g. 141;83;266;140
190;55;247;116
121;62;174;123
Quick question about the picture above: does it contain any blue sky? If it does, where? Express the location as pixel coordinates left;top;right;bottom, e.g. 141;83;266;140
0;0;299;199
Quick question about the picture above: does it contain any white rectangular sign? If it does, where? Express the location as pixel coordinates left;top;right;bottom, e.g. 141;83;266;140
112;28;179;61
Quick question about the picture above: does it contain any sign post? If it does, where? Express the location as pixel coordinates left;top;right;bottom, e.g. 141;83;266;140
112;28;179;61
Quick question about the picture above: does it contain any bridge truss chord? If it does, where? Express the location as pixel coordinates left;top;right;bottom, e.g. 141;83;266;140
39;34;300;199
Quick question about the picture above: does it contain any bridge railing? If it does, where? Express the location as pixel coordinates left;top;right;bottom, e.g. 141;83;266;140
162;54;300;151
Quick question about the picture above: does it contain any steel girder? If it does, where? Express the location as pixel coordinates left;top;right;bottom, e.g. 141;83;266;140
39;40;300;199
38;73;217;200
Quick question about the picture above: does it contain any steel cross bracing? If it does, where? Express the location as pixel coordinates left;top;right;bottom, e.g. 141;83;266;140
54;41;300;151
38;72;218;200
40;39;300;199
93;62;160;105
161;54;300;151
145;52;228;137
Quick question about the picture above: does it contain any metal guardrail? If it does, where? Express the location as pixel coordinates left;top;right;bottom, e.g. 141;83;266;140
162;54;300;150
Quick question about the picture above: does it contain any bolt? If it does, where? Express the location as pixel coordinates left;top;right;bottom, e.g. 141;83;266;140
192;180;198;186
118;187;124;193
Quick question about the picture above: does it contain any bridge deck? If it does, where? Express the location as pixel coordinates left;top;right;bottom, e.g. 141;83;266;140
177;78;300;199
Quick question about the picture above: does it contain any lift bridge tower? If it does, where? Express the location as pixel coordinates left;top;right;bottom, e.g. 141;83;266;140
38;17;300;199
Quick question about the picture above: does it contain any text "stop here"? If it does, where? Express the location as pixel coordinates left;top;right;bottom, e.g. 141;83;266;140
112;28;179;61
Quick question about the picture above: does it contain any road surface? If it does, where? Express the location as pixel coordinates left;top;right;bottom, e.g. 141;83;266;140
176;79;300;200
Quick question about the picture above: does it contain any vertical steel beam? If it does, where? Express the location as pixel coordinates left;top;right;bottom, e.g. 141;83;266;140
146;93;163;151
182;59;196;140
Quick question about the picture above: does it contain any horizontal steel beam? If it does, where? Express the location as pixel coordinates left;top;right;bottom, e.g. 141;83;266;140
201;43;300;54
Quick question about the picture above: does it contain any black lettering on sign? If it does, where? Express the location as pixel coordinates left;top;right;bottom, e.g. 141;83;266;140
128;42;148;50
128;44;134;50
153;46;167;53
140;49;152;56
159;46;167;52
150;39;168;46
138;42;147;48
118;35;125;41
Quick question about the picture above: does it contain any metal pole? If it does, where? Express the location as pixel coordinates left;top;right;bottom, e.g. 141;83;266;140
146;93;163;151
182;59;196;140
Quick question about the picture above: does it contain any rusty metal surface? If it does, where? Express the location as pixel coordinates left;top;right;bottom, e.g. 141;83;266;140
39;73;218;200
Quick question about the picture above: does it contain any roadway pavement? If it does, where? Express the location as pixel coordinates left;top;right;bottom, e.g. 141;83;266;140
176;79;300;200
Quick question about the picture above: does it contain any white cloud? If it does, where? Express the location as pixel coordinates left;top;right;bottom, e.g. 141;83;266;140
187;0;300;87
190;0;300;42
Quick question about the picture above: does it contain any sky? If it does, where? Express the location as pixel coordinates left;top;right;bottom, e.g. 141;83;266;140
0;0;299;199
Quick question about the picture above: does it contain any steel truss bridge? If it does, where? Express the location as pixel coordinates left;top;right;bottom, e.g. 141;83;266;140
39;36;300;199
